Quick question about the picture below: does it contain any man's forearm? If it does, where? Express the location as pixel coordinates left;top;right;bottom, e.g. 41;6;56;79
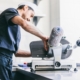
11;16;46;40
15;50;31;57
22;21;45;40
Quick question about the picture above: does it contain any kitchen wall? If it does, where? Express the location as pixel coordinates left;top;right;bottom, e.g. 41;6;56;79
2;0;51;65
0;0;80;65
60;0;80;63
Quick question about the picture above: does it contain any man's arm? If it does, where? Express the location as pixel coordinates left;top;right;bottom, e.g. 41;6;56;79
11;16;46;40
11;16;48;51
15;50;31;57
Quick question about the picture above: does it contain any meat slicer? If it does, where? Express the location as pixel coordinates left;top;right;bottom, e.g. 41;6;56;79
29;26;80;72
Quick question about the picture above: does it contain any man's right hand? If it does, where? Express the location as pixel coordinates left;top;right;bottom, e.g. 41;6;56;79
42;35;49;51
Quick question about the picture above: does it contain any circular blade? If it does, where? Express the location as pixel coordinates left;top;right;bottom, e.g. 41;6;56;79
61;44;72;59
61;50;72;59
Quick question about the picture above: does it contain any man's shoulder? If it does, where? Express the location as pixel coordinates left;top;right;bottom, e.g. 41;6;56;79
0;8;18;15
4;8;18;13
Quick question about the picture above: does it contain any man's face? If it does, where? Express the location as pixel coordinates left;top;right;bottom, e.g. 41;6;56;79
23;6;34;21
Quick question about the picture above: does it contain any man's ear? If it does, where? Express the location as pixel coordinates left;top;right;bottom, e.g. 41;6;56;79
23;5;28;11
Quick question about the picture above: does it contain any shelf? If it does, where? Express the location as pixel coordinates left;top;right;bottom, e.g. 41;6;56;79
33;0;45;26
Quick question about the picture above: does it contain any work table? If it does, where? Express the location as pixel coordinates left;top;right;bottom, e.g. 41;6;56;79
12;67;80;80
12;66;51;80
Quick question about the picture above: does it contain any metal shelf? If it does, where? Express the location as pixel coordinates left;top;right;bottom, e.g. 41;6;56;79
33;0;45;26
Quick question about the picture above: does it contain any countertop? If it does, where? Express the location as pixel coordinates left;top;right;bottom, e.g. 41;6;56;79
12;67;80;80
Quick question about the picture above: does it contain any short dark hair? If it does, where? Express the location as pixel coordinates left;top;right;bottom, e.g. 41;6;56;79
17;5;34;11
17;5;25;9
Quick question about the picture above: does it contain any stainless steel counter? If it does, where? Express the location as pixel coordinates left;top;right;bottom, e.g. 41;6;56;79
12;67;80;80
36;70;80;80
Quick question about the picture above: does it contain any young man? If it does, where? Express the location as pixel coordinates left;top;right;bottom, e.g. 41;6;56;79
0;2;48;80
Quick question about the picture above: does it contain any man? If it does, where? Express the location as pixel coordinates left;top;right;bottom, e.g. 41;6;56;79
0;2;48;80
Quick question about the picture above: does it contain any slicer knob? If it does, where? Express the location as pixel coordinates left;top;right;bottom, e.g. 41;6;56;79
55;61;61;67
76;39;80;46
74;68;78;71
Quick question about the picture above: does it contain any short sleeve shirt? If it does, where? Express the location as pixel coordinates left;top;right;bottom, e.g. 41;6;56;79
0;8;21;53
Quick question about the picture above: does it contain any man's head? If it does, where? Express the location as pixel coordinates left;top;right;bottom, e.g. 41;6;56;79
17;2;39;21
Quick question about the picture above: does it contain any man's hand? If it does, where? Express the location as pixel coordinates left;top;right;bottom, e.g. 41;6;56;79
42;35;49;51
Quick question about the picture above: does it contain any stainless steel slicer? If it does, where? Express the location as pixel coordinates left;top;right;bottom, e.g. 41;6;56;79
30;26;80;72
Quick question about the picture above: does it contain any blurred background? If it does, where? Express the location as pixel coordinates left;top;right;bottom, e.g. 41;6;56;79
0;0;80;66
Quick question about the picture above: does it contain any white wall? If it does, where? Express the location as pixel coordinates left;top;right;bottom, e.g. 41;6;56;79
50;0;60;30
0;0;50;65
60;0;80;62
48;0;80;63
0;0;34;65
16;0;80;64
1;0;80;65
18;0;50;51
16;0;50;65
0;0;33;11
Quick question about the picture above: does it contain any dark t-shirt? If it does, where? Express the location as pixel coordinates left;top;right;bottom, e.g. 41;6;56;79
0;8;21;53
